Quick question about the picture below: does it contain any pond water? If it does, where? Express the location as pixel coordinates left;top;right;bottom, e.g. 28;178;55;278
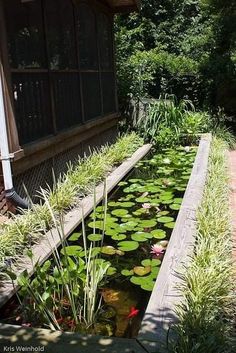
0;146;197;338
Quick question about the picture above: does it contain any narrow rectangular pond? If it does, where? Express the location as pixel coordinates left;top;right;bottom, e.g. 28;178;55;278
0;146;197;340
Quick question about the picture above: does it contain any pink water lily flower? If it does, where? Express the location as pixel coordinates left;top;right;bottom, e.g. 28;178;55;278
142;203;151;209
150;244;165;258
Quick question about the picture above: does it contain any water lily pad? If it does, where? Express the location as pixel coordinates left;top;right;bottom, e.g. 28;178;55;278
129;178;142;183
157;216;174;223
101;246;116;255
173;198;183;204
96;206;105;212
122;194;135;200
141;282;154;291
68;232;81;241
133;266;151;276
146;186;160;193
133;209;147;216
134;231;153;239
118;181;128;186
90;247;102;257
164;222;176;229
121;269;134;276
123;183;140;193
88;220;104;230
105;229;118;236
181;175;190;180
158;211;169;216
130;276;144;285
169;203;181;210
61;245;83;256
109;224;128;233
118;202;135;208
162;199;173;204
160;193;173;200
115;250;125;256
131;233;148;242
117;240;139;252
121;216;137;223
141;258;161;267
151;266;160;277
106;216;118;222
136;197;150;203
88;234;103;242
108;201;119;207
121;221;138;230
176;187;186;192
111;209;128;217
107;267;117;275
139;220;157;228
111;234;126;241
150;229;166;239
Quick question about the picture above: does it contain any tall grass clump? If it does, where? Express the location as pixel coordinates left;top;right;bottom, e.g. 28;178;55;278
133;95;210;147
7;188;111;333
0;133;143;271
170;137;236;353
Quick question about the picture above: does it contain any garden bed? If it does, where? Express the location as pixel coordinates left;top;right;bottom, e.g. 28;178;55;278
0;135;211;352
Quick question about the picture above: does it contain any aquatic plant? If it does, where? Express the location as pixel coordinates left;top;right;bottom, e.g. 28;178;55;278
9;191;114;334
150;244;165;258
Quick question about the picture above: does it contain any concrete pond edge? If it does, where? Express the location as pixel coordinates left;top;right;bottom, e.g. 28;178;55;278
0;136;212;353
137;133;212;353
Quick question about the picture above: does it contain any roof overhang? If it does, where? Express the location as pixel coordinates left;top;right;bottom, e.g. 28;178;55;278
104;0;140;13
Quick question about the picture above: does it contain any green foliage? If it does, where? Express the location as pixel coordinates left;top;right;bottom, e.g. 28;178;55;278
115;0;236;114
171;137;236;353
133;97;210;147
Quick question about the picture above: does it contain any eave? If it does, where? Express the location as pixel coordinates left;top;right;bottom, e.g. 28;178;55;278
104;0;140;13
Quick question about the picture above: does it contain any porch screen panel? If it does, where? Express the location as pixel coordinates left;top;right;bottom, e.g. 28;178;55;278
101;72;116;114
12;73;52;144
4;0;118;147
52;73;82;130
81;73;101;121
77;3;98;70
44;0;77;70
98;13;113;71
77;2;102;121
98;12;116;114
4;0;53;145
45;0;82;130
4;0;46;69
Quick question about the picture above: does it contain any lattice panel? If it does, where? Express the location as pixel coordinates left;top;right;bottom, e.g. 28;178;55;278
14;126;117;202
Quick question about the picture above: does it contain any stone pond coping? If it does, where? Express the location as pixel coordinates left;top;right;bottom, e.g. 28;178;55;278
0;143;152;308
0;135;212;352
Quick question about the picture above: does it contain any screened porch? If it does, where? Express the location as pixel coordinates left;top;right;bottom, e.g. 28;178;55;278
2;0;117;145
